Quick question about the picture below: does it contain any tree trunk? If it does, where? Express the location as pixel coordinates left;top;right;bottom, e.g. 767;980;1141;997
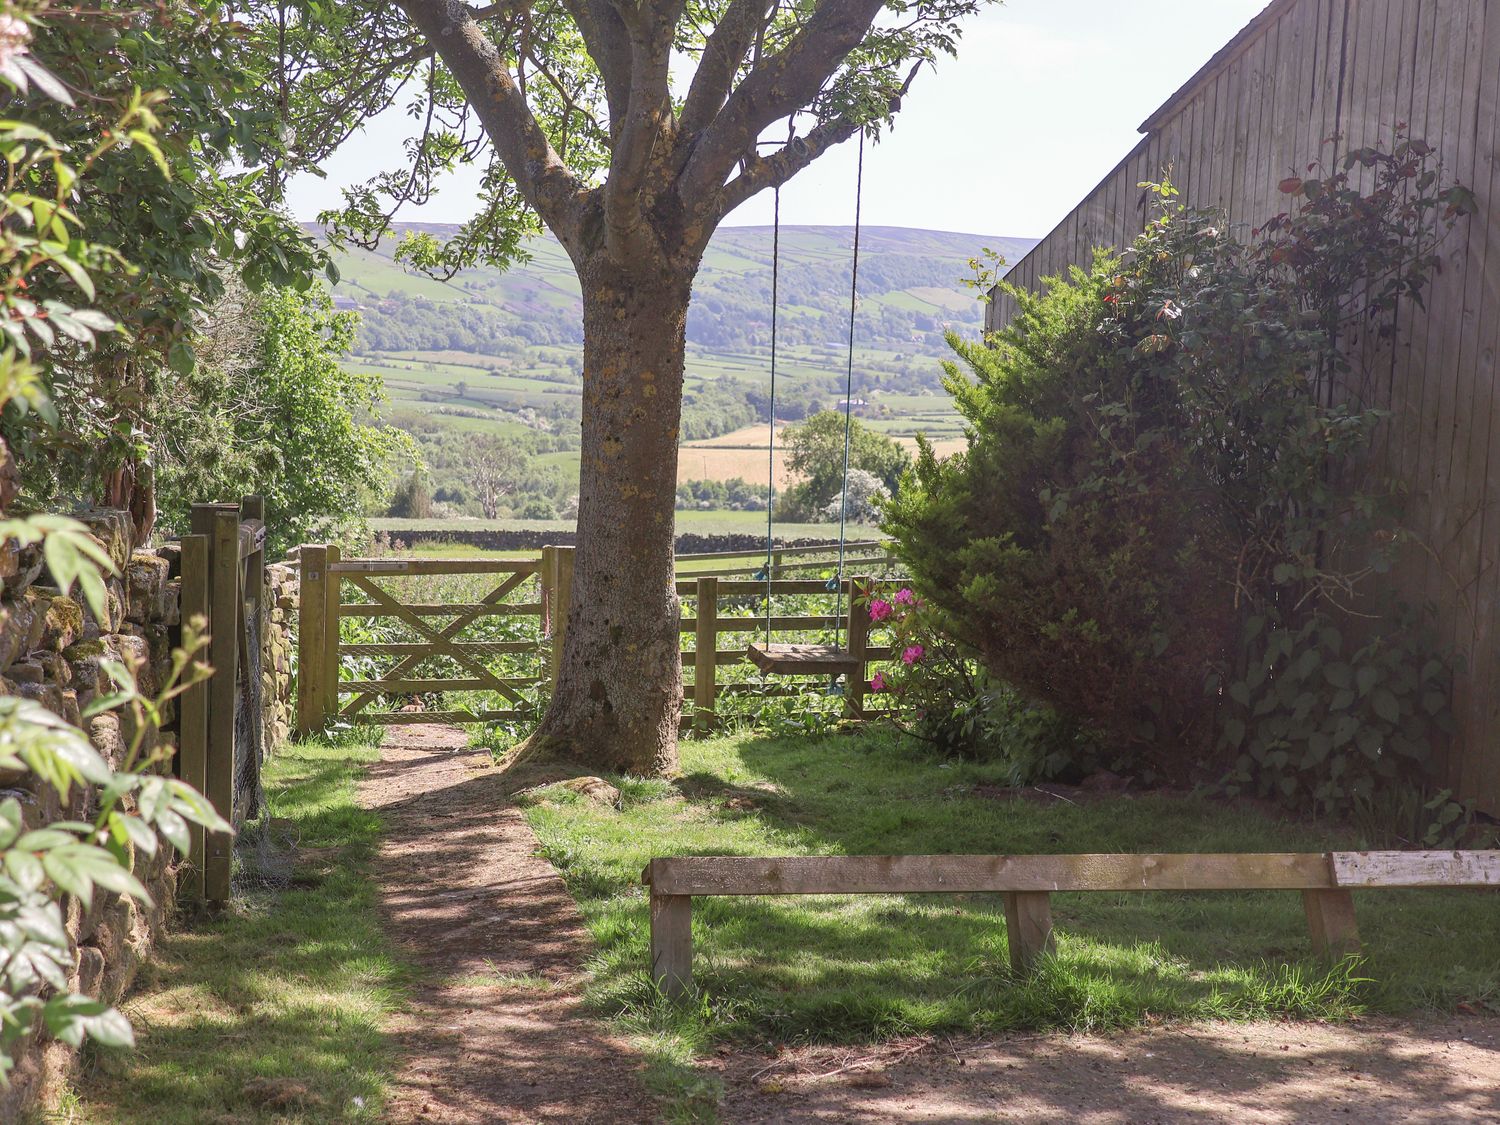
524;256;692;775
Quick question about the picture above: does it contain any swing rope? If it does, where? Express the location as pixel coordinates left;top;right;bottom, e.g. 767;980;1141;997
756;125;866;659
832;128;866;651
761;181;781;646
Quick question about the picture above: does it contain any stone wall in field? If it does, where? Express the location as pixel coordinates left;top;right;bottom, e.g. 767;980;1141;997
0;508;181;1116
377;527;851;556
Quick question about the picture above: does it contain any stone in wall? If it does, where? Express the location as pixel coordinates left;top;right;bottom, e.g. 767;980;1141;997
0;509;185;1120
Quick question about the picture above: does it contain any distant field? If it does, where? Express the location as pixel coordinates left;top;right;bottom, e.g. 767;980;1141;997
678;445;793;487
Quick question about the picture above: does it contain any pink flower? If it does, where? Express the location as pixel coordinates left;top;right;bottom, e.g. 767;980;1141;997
870;672;887;693
902;644;925;665
868;598;892;623
893;588;916;606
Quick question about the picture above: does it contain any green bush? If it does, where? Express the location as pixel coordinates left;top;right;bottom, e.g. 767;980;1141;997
866;586;1101;781
886;139;1475;809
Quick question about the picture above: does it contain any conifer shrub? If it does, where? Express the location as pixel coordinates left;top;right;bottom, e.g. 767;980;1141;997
886;138;1475;809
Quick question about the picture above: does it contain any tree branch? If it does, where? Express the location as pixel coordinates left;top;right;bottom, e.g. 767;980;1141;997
677;0;772;139
398;0;587;245
679;0;886;205
557;0;633;132
711;115;861;226
604;7;680;259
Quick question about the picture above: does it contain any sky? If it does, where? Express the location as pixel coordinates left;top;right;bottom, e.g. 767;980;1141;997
285;0;1272;241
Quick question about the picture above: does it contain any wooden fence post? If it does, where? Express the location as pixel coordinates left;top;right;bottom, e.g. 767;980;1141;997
177;533;210;903
1004;891;1055;972
650;891;693;999
547;545;574;689
694;575;718;731
296;544;328;734
322;544;341;720
205;505;241;905
845;575;871;718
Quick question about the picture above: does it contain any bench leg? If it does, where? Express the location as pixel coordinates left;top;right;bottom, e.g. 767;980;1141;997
651;893;693;998
1004;891;1055;973
1303;888;1360;958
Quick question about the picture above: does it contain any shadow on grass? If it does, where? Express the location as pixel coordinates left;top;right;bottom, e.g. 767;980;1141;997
77;736;407;1125
519;726;1500;1053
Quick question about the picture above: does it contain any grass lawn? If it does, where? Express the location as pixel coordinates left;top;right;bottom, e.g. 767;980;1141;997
517;727;1500;1100
73;732;402;1124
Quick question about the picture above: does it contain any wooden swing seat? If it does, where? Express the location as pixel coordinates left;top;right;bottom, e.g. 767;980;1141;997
746;642;861;677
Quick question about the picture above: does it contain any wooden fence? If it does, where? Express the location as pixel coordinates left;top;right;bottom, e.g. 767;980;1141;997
176;497;266;905
294;541;904;732
989;0;1500;811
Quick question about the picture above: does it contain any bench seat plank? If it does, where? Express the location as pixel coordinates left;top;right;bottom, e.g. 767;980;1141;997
644;853;1337;895
1331;850;1500;888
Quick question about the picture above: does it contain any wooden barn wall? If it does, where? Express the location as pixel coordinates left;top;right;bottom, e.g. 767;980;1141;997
989;0;1500;812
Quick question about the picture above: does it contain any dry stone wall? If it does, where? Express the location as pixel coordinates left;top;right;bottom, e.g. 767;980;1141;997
0;510;292;1116
263;562;297;761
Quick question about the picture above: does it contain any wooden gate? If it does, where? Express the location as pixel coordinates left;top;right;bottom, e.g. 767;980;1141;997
295;551;548;729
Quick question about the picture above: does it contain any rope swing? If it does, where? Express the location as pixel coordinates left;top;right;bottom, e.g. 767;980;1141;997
748;125;867;679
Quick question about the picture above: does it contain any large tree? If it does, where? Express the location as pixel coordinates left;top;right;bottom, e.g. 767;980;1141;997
263;0;990;773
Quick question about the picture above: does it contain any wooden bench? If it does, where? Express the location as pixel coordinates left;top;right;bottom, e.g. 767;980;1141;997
641;851;1500;998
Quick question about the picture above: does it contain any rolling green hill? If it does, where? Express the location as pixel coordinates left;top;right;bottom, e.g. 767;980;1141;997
324;223;1034;447
322;224;1034;524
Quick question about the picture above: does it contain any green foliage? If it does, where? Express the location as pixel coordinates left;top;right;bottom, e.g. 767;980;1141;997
675;477;768;512
0;617;229;1082
777;410;911;521
155;286;413;551
0;13;233;1081
866;586;1099;780
887;137;1474;811
4;2;325;507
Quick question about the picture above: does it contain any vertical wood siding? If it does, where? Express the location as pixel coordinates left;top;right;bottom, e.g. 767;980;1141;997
989;0;1500;811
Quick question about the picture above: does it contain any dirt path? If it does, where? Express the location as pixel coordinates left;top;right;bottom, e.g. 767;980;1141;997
358;724;1499;1124
715;1016;1500;1123
358;724;658;1123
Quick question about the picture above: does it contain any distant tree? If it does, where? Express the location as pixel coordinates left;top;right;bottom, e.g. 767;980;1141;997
387;470;434;520
463;435;526;520
819;467;887;523
779;410;910;519
150;283;411;551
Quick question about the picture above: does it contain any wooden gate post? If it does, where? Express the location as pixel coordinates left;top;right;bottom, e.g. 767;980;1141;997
177;533;210;902
694;575;718;731
845;575;871;718
321;544;341;720
205;505;241;904
296;544;328;734
544;545;574;689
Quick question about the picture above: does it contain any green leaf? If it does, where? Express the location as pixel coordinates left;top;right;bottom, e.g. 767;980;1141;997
43;995;134;1050
0;799;22;849
107;811;159;859
1372;689;1401;725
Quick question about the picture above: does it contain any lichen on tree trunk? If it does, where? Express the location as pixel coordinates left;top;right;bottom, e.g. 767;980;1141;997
521;257;694;776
